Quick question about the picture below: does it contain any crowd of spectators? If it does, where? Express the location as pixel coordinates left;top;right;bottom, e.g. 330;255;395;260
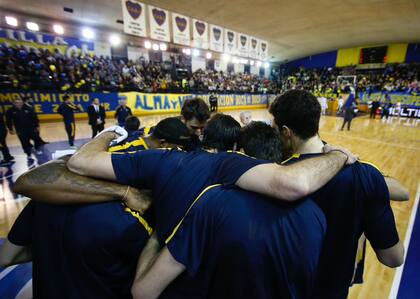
280;63;420;95
0;44;278;94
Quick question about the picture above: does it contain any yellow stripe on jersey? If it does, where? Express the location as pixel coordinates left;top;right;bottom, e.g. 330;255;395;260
281;153;301;165
226;150;255;159
359;160;383;174
143;126;152;135
124;206;154;236
108;138;148;152
165;184;222;244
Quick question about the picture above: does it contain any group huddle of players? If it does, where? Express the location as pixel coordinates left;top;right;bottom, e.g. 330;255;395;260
0;90;407;299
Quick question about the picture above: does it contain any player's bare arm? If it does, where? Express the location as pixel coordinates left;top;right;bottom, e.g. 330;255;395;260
236;149;352;201
134;233;161;280
67;131;116;180
374;240;404;268
131;246;185;299
13;156;152;212
385;177;410;201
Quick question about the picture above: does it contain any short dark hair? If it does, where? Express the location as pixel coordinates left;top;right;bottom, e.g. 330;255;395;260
181;98;210;122
153;117;191;147
239;121;282;163
124;116;140;131
202;114;241;152
269;90;321;139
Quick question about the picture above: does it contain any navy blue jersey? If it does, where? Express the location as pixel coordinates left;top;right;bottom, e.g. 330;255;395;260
114;106;132;126
5;105;39;132
108;132;147;153
283;154;399;299
57;103;78;123
112;149;269;245
8;201;151;299
166;185;326;299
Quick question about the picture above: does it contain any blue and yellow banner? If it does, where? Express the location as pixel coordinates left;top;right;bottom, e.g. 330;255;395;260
0;91;273;120
358;91;420;107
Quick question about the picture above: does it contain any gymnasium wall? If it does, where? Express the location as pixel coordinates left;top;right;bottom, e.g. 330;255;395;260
286;42;420;69
0;91;274;121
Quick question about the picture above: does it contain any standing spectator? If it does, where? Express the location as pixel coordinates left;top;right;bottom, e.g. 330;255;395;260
114;99;132;127
57;95;79;147
0;111;14;164
87;98;106;138
6;98;42;157
370;100;380;118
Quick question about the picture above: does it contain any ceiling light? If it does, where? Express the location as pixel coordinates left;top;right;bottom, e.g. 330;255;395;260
82;27;95;39
53;24;64;35
144;41;152;49
26;22;39;31
5;16;18;27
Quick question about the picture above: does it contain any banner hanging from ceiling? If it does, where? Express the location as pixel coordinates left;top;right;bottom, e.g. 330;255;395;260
121;0;147;37
224;29;237;55
172;13;190;46
248;37;259;59
192;19;209;49
259;40;268;60
237;33;249;57
209;24;223;52
148;5;170;42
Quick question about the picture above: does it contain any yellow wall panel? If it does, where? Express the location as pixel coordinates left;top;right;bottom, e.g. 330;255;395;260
387;43;408;63
336;47;360;67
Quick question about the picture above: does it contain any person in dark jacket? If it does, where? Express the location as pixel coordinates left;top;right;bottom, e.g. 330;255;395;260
114;99;132;127
23;96;48;145
0;111;14;163
88;98;106;138
57;95;80;147
6;98;42;157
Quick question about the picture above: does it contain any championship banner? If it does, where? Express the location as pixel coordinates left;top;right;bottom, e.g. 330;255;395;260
192;19;209;49
209;25;223;52
259;40;268;60
148;5;170;42
0;27;94;57
121;0;147;37
248;37;259;59
237;33;249;57
172;13;190;46
224;30;237;55
0;91;273;119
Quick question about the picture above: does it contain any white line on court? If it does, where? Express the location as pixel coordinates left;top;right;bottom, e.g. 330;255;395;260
389;180;420;299
0;265;18;281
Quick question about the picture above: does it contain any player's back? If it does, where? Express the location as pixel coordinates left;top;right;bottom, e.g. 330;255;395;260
284;154;398;299
167;186;326;299
9;201;150;299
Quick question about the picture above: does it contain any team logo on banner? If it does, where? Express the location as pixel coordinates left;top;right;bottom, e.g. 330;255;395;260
240;35;247;46
251;39;257;49
192;19;209;49
238;34;249;57
152;8;166;26
224;30;236;54
121;0;147;37
259;40;268;60
195;21;206;36
125;1;142;19
149;5;170;42
172;13;190;46
210;25;223;52
248;37;259;58
175;17;187;32
213;28;221;41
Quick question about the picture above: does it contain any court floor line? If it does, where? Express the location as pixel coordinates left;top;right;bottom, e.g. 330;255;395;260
388;180;420;299
320;131;420;151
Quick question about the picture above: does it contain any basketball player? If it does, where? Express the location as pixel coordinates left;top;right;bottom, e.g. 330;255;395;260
269;90;404;299
239;111;252;126
209;93;218;112
57;95;80;147
180;98;210;137
1;119;193;298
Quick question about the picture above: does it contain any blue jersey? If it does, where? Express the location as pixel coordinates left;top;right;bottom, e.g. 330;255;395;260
283;154;399;299
57;103;78;123
166;185;326;299
8;201;151;299
108;131;147;152
111;149;269;245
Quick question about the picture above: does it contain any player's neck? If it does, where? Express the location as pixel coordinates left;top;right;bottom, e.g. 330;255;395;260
143;136;160;149
295;135;324;155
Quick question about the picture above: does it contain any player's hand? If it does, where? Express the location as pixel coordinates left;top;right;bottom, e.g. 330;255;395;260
96;125;128;146
323;144;359;165
123;187;153;213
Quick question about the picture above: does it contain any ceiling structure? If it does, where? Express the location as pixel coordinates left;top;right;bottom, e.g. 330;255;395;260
0;0;419;62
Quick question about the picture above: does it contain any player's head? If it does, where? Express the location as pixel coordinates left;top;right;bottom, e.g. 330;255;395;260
181;98;210;137
92;98;100;105
151;117;191;149
23;96;33;104
270;90;320;155
124;116;141;132
239;111;252;126
202;113;241;152
63;95;72;104
14;97;24;109
239;121;282;163
120;98;127;107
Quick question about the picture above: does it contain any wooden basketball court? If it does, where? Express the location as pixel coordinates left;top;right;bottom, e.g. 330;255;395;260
0;110;419;299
